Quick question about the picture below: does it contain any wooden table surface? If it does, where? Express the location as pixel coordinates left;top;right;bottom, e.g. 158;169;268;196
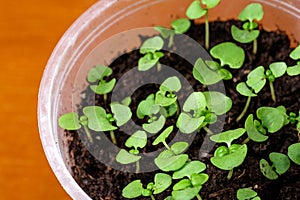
0;0;98;199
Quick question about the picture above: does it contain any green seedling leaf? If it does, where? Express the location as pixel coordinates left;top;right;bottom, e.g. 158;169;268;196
58;112;81;130
143;115;166;134
173;161;206;179
231;25;260;43
218;68;233;80
238;3;264;22
269;152;290;175
155;26;173;39
183;92;206;112
138;52;163;71
160;76;182;92
245;114;268;142
172;186;202;200
211;144;248;170
122;180;143;198
153;126;173;146
193;57;223;85
202;0;221;9
237;188;259;200
288;143;300;165
186;0;206;19
137;94;160;119
83;106;117;131
90;79;116;95
171;18;191;34
276;105;289;126
160;102;178;118
246;66;266;93
287;63;300;76
177;113;205;134
210;42;245;69
257;107;285;133
111;103;132;126
191;173;209;186
155;149;189;172
155;91;177;107
87;65;113;83
203;91;232;115
125;130;147;149
259;159;278;180
210;128;246;147
236;82;257;97
116;149;141;164
121;96;132;106
171;142;189;155
243;21;258;30
140;36;164;54
173;179;192;191
153;173;172;194
269;62;287;78
290;45;300;60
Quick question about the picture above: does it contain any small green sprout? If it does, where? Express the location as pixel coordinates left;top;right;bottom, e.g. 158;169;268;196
138;36;164;71
155;76;181;107
122;173;172;199
116;130;147;173
260;152;290;180
231;3;264;54
87;65;116;102
244;106;288;143
237;188;261;200
177;91;232;134
137;94;166;134
186;0;221;49
236;62;287;121
153;126;174;149
287;45;300;76
288;143;300;165
210;128;247;180
155;18;191;48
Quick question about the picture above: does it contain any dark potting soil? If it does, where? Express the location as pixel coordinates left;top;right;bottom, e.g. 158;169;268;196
65;20;300;200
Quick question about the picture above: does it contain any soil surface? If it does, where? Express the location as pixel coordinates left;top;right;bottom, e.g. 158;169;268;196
65;20;300;200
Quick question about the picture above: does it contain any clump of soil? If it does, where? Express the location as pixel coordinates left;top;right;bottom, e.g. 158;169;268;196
65;20;300;200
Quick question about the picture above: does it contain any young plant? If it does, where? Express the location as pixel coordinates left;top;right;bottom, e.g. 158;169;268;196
171;161;209;200
186;0;221;49
287;45;300;76
176;91;232;134
210;128;247;180
87;65;116;102
244;106;288;143
138;36;164;71
193;42;245;85
260;152;290;180
231;3;264;54
116;130;147;173
288;143;300;165
236;62;287;121
237;188;261;200
122;173;172;200
155;18;191;48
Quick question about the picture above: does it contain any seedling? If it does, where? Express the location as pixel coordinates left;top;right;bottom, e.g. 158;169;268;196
244;106;288;143
116;130;147;173
122;173;172;199
288;143;300;165
237;188;261;200
155;18;191;48
193;43;245;85
138;36;164;71
137;94;166;134
231;3;264;54
260;152;290;180
176;91;232;134
186;0;221;49
287;45;300;76
59;98;132;144
87;65;116;102
210;128;247;179
171;161;209;200
236;62;287;121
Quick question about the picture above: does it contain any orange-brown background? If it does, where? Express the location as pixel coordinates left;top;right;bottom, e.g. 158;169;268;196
0;0;97;199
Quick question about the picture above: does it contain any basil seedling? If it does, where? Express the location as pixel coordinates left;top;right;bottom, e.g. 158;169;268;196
237;188;261;200
287;45;300;76
288;143;300;165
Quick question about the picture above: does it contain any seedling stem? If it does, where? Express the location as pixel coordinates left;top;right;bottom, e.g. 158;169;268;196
204;126;214;135
150;195;155;200
269;81;276;102
83;125;93;143
196;194;202;200
205;12;209;50
136;160;140;174
242;137;250;145
253;39;257;54
237;96;252;122
104;94;107;103
110;130;117;144
227;169;234;180
163;141;171;151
